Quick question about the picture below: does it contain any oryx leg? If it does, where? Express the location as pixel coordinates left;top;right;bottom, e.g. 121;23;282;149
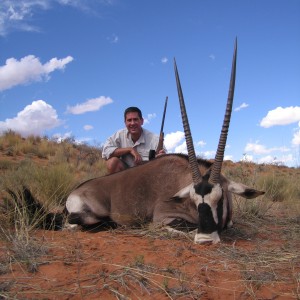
164;225;197;239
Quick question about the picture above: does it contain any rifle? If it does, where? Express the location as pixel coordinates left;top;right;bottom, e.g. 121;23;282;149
149;96;168;160
156;96;168;153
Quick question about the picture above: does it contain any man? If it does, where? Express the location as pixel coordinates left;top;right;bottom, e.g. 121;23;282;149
102;106;166;174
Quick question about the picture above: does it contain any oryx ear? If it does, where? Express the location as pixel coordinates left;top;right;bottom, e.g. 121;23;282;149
173;183;194;198
228;181;265;199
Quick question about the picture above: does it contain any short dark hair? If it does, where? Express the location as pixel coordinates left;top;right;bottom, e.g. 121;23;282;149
124;107;143;120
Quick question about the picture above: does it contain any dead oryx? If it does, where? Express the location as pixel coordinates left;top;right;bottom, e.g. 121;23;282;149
66;39;264;244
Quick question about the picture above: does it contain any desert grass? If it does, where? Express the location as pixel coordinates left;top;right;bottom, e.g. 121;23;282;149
224;160;300;219
0;132;104;286
0;184;49;258
0;130;54;158
1;160;74;209
97;262;204;299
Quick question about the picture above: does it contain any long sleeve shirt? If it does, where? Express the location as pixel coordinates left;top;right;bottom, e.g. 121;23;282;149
102;128;160;167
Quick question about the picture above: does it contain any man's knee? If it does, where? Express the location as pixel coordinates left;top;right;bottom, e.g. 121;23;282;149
106;157;126;174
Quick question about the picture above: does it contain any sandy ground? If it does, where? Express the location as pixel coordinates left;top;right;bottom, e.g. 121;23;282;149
1;213;299;300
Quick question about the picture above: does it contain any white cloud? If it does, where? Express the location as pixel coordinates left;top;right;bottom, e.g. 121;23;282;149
197;140;206;147
209;54;215;60
57;0;82;6
175;141;187;154
281;154;295;164
66;96;113;114
245;142;290;155
43;56;73;72
258;155;276;165
0;55;73;91
292;129;300;145
107;33;119;43
164;131;184;151
258;154;293;166
242;142;296;166
241;154;254;162
0;1;50;36
143;113;156;124
234;102;249;112
0;0;112;36
0;100;62;137
57;0;113;11
260;106;300;128
52;131;73;142
202;150;216;159
224;155;233;161
164;132;209;155
7;5;25;21
161;57;168;64
84;125;93;131
245;142;269;154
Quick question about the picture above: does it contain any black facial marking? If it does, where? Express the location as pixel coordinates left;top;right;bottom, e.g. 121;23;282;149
195;179;226;234
197;203;218;233
169;196;185;203
194;180;214;199
68;212;84;225
244;188;265;198
68;204;97;226
217;197;224;232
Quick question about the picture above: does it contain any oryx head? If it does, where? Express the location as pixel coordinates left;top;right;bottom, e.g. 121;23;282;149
174;39;238;244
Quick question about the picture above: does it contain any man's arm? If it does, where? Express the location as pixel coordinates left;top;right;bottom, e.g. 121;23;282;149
109;147;143;165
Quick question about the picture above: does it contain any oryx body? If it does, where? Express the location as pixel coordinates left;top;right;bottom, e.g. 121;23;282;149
66;154;263;243
67;154;206;227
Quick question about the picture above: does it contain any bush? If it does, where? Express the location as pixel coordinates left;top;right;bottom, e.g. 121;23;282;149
1;160;75;209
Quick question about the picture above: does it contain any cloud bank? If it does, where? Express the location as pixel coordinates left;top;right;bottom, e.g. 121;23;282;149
164;131;185;151
0;55;73;91
66;96;113;114
234;102;249;112
260;106;300;128
0;100;62;137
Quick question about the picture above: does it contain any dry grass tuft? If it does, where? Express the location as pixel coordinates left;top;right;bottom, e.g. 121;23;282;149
0;224;48;273
98;262;204;299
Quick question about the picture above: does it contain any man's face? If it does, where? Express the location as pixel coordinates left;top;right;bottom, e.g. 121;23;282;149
125;112;144;136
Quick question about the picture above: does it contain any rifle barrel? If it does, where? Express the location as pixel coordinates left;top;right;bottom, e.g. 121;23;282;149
160;96;168;134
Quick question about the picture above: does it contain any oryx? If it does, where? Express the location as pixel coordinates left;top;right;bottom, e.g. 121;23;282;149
66;39;264;244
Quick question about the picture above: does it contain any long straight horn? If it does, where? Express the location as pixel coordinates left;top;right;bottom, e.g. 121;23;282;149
174;58;202;184
209;38;238;184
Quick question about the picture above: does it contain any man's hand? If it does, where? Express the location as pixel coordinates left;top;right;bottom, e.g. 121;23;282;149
130;148;143;165
111;147;142;165
156;149;166;157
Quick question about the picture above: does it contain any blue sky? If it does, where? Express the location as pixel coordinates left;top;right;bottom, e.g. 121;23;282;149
0;0;299;167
